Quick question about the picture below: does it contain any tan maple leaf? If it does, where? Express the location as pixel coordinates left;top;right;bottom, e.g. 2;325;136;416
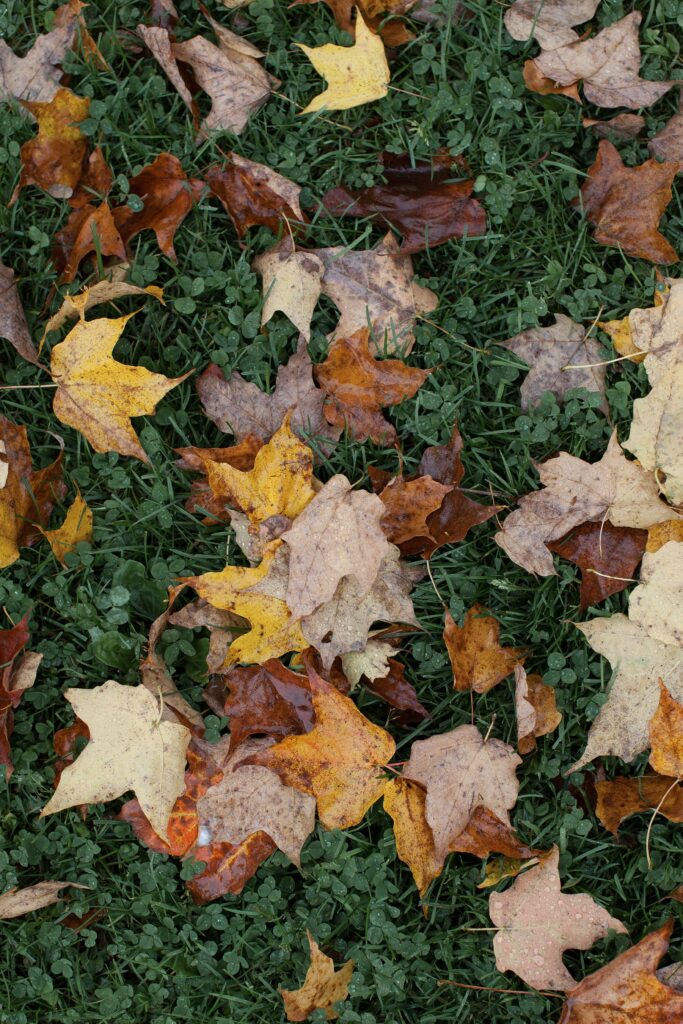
280;931;354;1021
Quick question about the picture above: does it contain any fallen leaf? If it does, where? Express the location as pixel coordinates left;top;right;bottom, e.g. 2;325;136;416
341;637;394;689
583;113;646;140
595;774;683;834
548;521;648;612
280;931;354;1022
477;855;539;890
383;777;442;896
197;337;337;445
312;232;438;354
365;657;428;722
41;680;191;841
626;364;683;505
497;314;607;412
0;613;42;779
0;881;89;920
629;543;683;648
650;93;683;164
559;921;683;1023
207;659;314;750
291;0;416;46
504;0;600;49
403;724;522;862
515;665;562;755
451;805;541;862
570;615;683;771
378;475;452;545
649;683;683;779
0;7;77;106
647;520;683;553
187;832;277;903
169;597;244;673
113;153;204;261
320;150;486;255
535;13;676;109
253;239;324;341
247;668;395;830
183;540;308;666
489;846;627;991
50;313;189;462
206;154;306;237
177;439;261;525
39;490;93;565
522;59;582;103
283;474;389;618
149;0;178;29
296;11;389;114
68;145;113;209
43;278;164;338
315;328;430;445
201;415;316;528
0;415;65;569
52;203;126;283
444;604;526;694
12;88;89;202
574;140;679;264
0;262;39;365
495;433;676;577
54;0;107;70
301;546;419;668
140;608;206;735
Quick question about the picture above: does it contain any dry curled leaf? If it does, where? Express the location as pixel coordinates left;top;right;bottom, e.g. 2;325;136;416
296;11;389;114
444;604;526;694
280;931;354;1022
0;881;89;920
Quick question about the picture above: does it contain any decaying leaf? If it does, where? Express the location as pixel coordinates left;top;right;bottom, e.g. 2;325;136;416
140;608;206;735
575;141;679;264
647;519;683;554
559;921;683;1023
0;881;89;920
383;777;442;897
340;637;394;689
68;146;113;209
206;154;305;237
11;87;89;202
41;680;191;842
247;668;395;830
570;615;683;771
534;13;676;109
650;93;683;164
296;12;389;114
504;0;600;49
187;832;277;904
497;314;607;412
626;363;683;506
451;805;541;863
0;262;39;365
0;5;77;106
583;113;646;140
39;490;93;565
515;665;562;755
320;150;486;255
43;278;164;338
315;328;430;445
0;613;42;779
365;657;428;723
495;433;676;577
523;59;582;103
403;724;522;862
378;474;452;546
629;543;683;648
280;931;354;1022
548;521;648;612
50;313;189;462
291;0;416;47
444;604;526;694
649;683;683;779
489;846;627;991
253;239;324;341
595;774;683;834
52;202;127;283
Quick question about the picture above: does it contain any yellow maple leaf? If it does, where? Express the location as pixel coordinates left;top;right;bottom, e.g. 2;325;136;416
39;491;93;565
50;313;190;463
280;931;354;1022
296;10;390;114
183;540;307;666
201;415;315;525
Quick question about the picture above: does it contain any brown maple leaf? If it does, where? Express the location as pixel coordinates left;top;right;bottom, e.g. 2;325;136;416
444;604;526;695
280;931;354;1022
0;262;39;365
650;93;683;165
52;203;126;283
290;0;416;46
514;665;562;755
206;153;306;237
595;774;683;834
68;148;113;209
548;521;647;611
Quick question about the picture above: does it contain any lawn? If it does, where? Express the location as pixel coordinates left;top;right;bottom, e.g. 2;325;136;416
1;0;682;1021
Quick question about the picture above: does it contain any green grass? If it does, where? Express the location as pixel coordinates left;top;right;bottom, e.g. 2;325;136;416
1;0;683;1021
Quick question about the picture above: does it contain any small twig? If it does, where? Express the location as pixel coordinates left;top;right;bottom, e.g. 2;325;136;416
562;352;639;371
271;90;353;132
585;568;638;584
437;980;563;999
388;84;431;100
0;383;57;390
645;777;680;869
483;715;497;744
425;560;446;605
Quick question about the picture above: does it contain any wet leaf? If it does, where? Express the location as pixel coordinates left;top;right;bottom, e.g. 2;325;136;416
444;604;526;695
548;521;647;612
206;153;306;236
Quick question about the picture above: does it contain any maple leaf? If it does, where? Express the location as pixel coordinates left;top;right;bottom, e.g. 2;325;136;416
41;680;191;841
0;415;65;569
320;150;486;255
0;613;42;780
583;113;646;140
495;433;676;577
647;519;683;554
0;5;77;106
548;521;647;612
570;615;683;771
0;881;89;920
595;774;683;834
626;365;683;505
650;92;683;164
10;87;89;203
403;723;522;862
514;665;562;755
49;313;190;462
312;232;437;354
534;13;676;109
253;239;324;341
0;262;39;365
39;490;93;566
559;921;683;1023
112;153;203;261
489;846;627;991
52;203;126;283
200;415;316;529
365;656;428;723
43;277;164;339
280;931;354;1022
138;14;277;137
504;0;600;49
197;337;337;445
340;637;394;689
444;604;526;694
247;668;395;830
301;546;419;669
206;153;306;237
282;474;389;618
184;540;308;666
315;328;430;445
497;314;608;412
628;542;683;648
378;474;453;545
522;59;582;103
176;438;261;526
575;141;679;264
297;11;389;114
187;832;277;904
168;597;244;673
649;683;683;779
451;805;541;862
383;777;444;897
68;146;113;209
